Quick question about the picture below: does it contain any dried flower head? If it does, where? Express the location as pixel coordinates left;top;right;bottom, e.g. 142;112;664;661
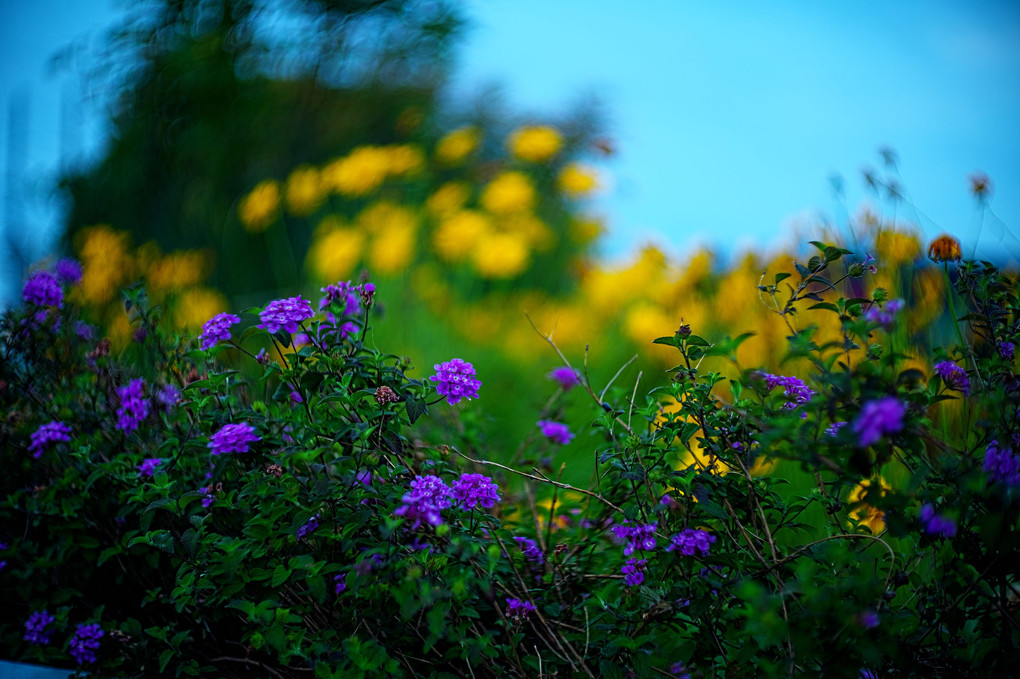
374;385;399;405
927;234;962;263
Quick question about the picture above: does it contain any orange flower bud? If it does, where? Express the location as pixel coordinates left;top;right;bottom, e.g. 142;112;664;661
927;234;962;263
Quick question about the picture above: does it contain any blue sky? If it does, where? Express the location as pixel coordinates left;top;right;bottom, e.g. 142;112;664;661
2;0;1019;288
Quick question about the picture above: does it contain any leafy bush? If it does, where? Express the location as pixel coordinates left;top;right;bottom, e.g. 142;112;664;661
2;237;1018;677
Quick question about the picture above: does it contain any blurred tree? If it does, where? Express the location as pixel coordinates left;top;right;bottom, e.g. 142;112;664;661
59;0;461;302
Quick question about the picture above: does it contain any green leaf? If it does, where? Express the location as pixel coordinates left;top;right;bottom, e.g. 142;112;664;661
271;564;291;587
652;335;681;348
405;396;428;424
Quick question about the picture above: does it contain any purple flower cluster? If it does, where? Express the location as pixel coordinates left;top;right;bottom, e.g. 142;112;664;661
759;372;814;409
24;610;55;645
666;528;716;556
116;378;150;433
0;541;7;572
137;458;164;478
430;358;482;405
853;397;905;447
919;504;957;538
825;421;848;437
320;281;366;316
394;475;453;529
200;312;241;350
858;610;880;629
621;557;648;587
156;384;181;410
69;623;104;664
199;486;216;508
934;361;970;396
547;366;581;391
863;298;904;328
670;662;692;679
22;271;63;308
513;536;545;564
999;341;1015;360
28;420;72;458
297;514;320;540
258;296;315;334
612;521;658;556
451;473;501;510
55;258;83;285
505;597;537;620
859;670;879;679
537;419;574;445
984;440;1020;487
208;422;260;455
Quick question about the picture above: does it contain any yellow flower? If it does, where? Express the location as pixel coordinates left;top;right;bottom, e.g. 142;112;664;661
848;477;890;534
239;180;281;232
285;166;325;216
386;144;424;176
321;146;390;196
77;225;132;305
435;126;481;165
558;162;600;197
306;216;364;283
481;171;535;214
500;213;554;250
147;250;209;293
369;219;416;275
927;234;962;263
426;181;470;216
874;229;921;265
173;287;228;330
433;210;492;261
472;231;530;278
507;125;562;162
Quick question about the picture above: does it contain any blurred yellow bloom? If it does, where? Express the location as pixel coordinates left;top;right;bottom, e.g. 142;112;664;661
570;217;604;244
507;125;562;162
322;146;390;196
306;217;364;283
386;144;424;175
435;126;481;165
173;287;228;330
239;180;281;232
370;219;416;275
481;171;535;214
624;302;674;347
147;250;209;293
848;477;890;534
426;181;470;216
501;213;554;250
357;201;417;235
78;225;132;305
472;231;530;278
285;166;325;216
433;210;492;261
558;162;600;197
874;229;921;265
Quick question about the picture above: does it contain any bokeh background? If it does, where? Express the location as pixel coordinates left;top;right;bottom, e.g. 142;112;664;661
1;0;1018;482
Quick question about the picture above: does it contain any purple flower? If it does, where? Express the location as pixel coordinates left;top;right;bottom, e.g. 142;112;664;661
934;361;970;396
55;258;83;285
200;313;241;350
853;397;905;447
612;521;658;556
670;662;692;679
116;378;150;433
919;503;957;538
334;573;347;595
864;299;904;329
320;281;364;316
24;610;55;645
208;423;260;455
28;420;72;458
69;622;104;664
199;486;215;508
394;475;453;529
22;271;63;308
547;366;581;391
537;419;574;445
858;610;880;629
156;384;181;410
74;321;95;341
758;372;814;409
0;542;7;572
258;296;315;334
984;440;1020;487
505;597;537;621
451;473;501;510
430;358;482;405
999;341;1015;360
513;536;545;564
621;557;648;587
290;390;304;405
296;514;320;540
826;421;848;437
859;670;879;679
137;458;163;478
666;528;716;556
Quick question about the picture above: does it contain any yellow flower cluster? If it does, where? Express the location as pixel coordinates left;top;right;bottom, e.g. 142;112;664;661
508;125;563;162
435;126;481;165
239;180;280;233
